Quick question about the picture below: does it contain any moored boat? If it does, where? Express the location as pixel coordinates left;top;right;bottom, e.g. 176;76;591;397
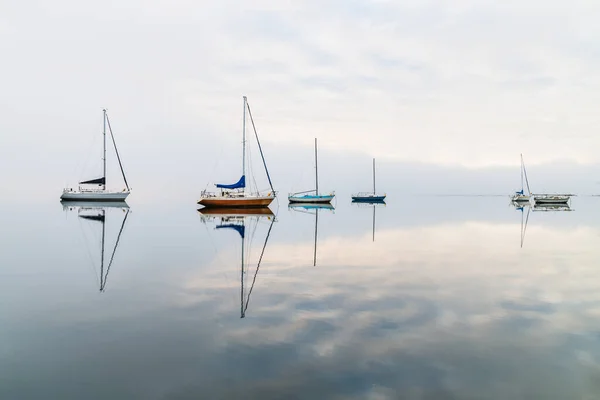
198;96;276;208
352;158;386;202
288;138;335;204
60;109;131;202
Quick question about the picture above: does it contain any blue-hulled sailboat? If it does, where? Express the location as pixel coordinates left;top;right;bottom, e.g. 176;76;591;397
288;138;335;204
352;158;386;202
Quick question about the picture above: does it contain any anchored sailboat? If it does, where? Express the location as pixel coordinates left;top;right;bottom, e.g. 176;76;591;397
512;154;531;203
198;208;275;318
288;138;335;204
63;202;130;292
198;96;275;208
352;158;386;202
61;109;130;202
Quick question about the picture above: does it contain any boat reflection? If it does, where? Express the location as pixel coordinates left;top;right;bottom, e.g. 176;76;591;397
288;203;334;266
63;201;130;292
533;203;573;212
198;207;275;318
512;201;530;248
351;199;386;242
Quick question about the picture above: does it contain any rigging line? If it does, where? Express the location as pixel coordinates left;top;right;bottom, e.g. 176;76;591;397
101;209;130;292
105;113;130;190
245;100;275;192
244;215;275;314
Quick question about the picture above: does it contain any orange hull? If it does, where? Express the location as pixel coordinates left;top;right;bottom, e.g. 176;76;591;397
197;196;274;208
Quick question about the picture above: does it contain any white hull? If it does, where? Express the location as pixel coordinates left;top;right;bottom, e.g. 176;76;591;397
61;191;130;202
288;194;335;203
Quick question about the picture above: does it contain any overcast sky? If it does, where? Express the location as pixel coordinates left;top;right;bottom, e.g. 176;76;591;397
2;0;600;200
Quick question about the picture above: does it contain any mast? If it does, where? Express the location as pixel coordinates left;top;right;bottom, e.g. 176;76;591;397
315;138;319;195
242;96;247;186
103;109;107;189
373;158;376;194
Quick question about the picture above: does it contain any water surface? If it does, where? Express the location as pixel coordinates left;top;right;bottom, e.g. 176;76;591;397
2;196;600;399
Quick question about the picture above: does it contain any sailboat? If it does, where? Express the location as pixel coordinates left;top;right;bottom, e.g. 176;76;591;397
198;96;275;208
288;138;335;204
61;109;131;202
352;158;386;202
63;202;130;292
198;207;275;318
511;154;531;203
288;203;334;266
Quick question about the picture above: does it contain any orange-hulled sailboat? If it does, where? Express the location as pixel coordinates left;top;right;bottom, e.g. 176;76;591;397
198;96;276;208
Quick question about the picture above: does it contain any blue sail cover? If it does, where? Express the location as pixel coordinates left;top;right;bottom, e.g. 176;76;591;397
515;189;524;195
216;224;245;238
216;175;245;189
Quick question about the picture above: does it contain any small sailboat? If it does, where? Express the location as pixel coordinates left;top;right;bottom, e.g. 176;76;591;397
352;158;386;202
61;109;131;202
198;96;275;208
198;207;275;318
511;154;531;203
288;203;334;266
63;202;130;292
288;138;335;204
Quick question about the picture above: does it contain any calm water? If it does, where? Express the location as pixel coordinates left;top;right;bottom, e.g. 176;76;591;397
2;195;600;399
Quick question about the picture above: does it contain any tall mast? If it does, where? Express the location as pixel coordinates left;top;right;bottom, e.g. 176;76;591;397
315;138;319;195
103;109;107;189
242;96;247;183
373;158;376;194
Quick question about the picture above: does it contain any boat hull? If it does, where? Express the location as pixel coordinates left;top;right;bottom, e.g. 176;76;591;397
197;196;274;208
60;191;130;202
288;194;334;204
352;195;386;202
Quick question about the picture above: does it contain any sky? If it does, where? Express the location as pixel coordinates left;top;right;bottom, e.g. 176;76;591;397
2;0;600;200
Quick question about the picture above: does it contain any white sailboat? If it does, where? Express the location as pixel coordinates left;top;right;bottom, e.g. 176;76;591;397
511;154;531;203
61;109;130;202
288;138;335;204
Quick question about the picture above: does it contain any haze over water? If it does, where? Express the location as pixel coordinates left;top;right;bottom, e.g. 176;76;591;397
2;191;600;399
